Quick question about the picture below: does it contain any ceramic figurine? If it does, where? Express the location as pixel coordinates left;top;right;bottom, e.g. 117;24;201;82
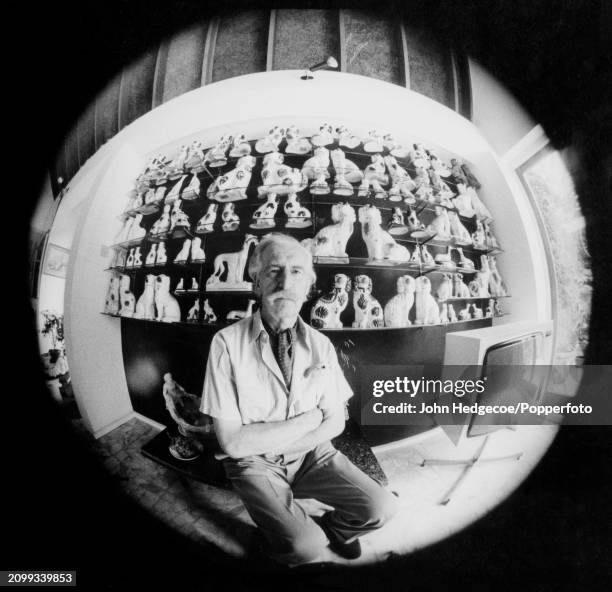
383;275;416;327
206;234;258;291
310;274;351;329
167;145;190;179
221;202;240;232
185;139;206;172
468;256;491;297
487;255;508;297
352;275;384;328
181;174;201;200
387;207;408;236
190;237;206;262
336;125;360;150
483;220;500;250
436;273;453;303
174;239;192;264
196;203;218;234
413;166;433;200
452;183;476;218
470;303;483;319
133;247;143;267
175;278;185;292
455;247;475;270
302;147;331;195
143;188;156;206
301;203;356;261
472;220;487;249
429;168;455;202
420;245;436;266
382;133;410;158
449;158;468;185
251;194;279;228
425;206;452;241
114;249;127;268
204;134;233;167
189;278;199;291
127;214;146;241
358;204;411;262
170;200;191;232
461;162;481;189
147;155;170;185
229;133;252;158
187;299;200;322
114;216;134;244
414;276;441;325
331;148;363;196
207;155;256;202
311;123;334;147
439;303;449;324
452;273;471;298
154;274;181;323
165;175;187;203
466;186;492;221
448;210;473;245
284;125;312;155
227;299;256;321
255;126;285;153
104;276;120;315
493;299;503;317
125;248;135;268
358;154;388;199
258;152;306;197
154;185;167;201
447;303;458;322
409;143;430;169
429;152;452;177
363;130;384;153
134;274;156;320
485;299;494;318
284;193;312;228
156;241;168;265
458;303;472;321
119;274;136;317
409;244;422;265
145;243;158;266
434;245;455;269
407;206;428;238
384;156;417;203
150;204;172;235
202;298;217;323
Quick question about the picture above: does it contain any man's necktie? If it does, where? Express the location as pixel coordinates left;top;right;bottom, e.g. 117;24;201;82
276;329;293;389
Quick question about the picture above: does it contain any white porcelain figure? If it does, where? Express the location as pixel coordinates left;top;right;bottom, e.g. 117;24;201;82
202;298;217;323
135;274;156;320
440;303;450;323
448;303;458;322
456;246;475;269
189;278;199;291
143;188;156;206
487;255;508;297
206;234;258;291
250;194;279;228
407;206;428;238
255;126;285;153
413;166;433;200
310;274;351;329
485;299;494;318
127;214;146;241
409;244;422;265
125;248;135;268
204;134;232;168
114;249;127;268
452;183;476;218
104;276;120;315
448;210;473;245
154;275;181;323
429;168;454;201
470;303;483;319
410;143;431;169
285;125;312;155
384;156;417;202
429;151;451;177
156;241;167;265
352;275;384;328
302;147;331;195
383;275;416;327
472;220;487;249
467;186;492;221
426;206;452;241
414;276;441;325
180;174;201;200
383;133;410;158
187;299;200;322
170;200;191;232
434;245;455;269
358;205;411;262
145;243;158;266
284;193;312;228
119;275;136;317
165;175;187;203
258;152;306;197
335;125;360;149
133;247;143;267
174;239;192;264
301;203;356;261
483;220;500;250
452;273;471;298
196;203;218;234
227;299;256;321
331;148;363;196
150;204;172;235
363;130;384;153
494;299;503;317
387;207;408;236
207;155;256;202
458;303;472;321
229;133;252;158
468;255;491;297
175;278;184;292
358;154;388;199
168;145;190;178
311;123;334;147
436;273;453;302
185;139;206;172
114;216;134;244
191;237;206;262
221;203;240;232
419;245;434;267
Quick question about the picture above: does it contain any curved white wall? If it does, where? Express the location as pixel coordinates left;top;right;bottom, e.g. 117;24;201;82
57;70;551;436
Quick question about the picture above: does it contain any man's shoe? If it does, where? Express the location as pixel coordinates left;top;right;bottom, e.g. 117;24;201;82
317;512;362;560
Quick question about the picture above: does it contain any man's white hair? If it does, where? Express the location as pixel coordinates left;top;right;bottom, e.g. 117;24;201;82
248;232;316;286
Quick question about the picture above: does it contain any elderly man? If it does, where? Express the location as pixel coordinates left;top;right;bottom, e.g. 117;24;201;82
201;233;398;566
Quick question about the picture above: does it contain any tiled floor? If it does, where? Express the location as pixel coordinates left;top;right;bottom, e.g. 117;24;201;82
73;416;559;567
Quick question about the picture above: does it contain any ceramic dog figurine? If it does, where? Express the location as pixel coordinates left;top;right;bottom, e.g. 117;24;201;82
358;154;388;199
409;143;430;169
154;274;181;323
435;245;455;270
435;273;453;302
301;203;356;261
429;168;455;202
174;239;192;264
133;247;143;267
420;245;436;266
114;216;134;244
284;193;312;228
190;237;206;262
229;133;252;158
363;130;384;153
414;276;441;325
134;274;156;320
426;206;452;241
359;205;411;262
487;255;508;297
221;202;240;232
472;220;487;249
202;298;217;323
165;175;187;203
145;243;158;266
331;148;363;196
258;152;306;197
187;298;199;322
104;276;121;314
207;234;258;290
285;125;312;155
483;220;500;250
227;299;256;321
127;214;146;241
382;133;410;158
170;200;191;232
470;303;484;319
384;275;416;327
167;145;190;178
413;166;433;200
311;123;335;147
352;275;384;328
150;204;172;235
255;126;285;153
204;134;232;167
310;274;351;329
455;247;475;270
448;210;473;245
156;241;167;265
387;207;408;236
302;147;331;195
207;155;256;202
336;125;360;149
180;174;201;200
196;203;218;234
447;303;458;322
125;248;135;268
458;303;472;321
452;273;471;298
250;194;278;228
384;155;416;203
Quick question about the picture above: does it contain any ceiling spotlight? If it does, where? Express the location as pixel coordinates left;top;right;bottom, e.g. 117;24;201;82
301;56;339;80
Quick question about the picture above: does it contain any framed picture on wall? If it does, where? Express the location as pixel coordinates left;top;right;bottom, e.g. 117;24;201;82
43;243;70;279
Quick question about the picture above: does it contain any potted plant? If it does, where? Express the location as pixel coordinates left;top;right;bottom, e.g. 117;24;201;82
40;310;65;363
